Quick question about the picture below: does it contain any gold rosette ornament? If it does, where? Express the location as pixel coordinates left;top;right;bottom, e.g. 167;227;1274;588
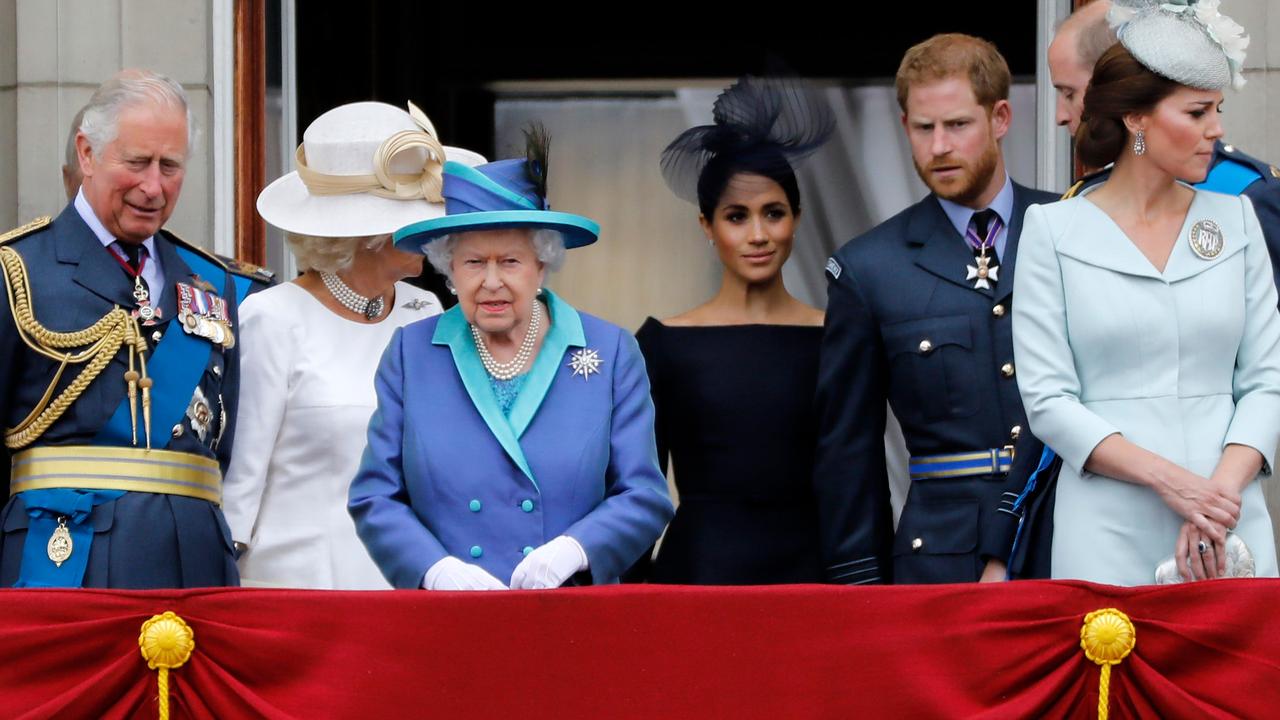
1080;608;1136;720
139;612;195;720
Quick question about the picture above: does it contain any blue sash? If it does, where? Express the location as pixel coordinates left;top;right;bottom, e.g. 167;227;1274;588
14;489;124;587
1196;160;1262;196
231;273;254;305
94;247;227;449
1005;447;1058;578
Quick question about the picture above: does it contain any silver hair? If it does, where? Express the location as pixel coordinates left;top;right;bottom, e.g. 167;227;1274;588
64;105;87;171
423;228;567;281
286;233;391;274
79;69;195;156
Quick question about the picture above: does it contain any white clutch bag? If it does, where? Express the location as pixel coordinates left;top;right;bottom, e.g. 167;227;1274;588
1155;533;1255;584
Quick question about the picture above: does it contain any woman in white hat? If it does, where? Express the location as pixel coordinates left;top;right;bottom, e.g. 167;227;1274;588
222;101;484;589
1013;0;1279;585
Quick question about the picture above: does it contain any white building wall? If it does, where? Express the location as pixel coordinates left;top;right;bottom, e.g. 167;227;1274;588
1;0;215;248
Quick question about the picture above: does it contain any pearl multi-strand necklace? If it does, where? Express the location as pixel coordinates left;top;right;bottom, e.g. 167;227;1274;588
320;271;385;320
471;300;543;380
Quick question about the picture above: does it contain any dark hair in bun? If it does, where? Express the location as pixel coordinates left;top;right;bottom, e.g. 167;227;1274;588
1075;43;1180;169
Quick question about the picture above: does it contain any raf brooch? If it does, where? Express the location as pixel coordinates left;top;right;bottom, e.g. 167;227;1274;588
1188;219;1224;260
402;298;433;311
568;348;602;381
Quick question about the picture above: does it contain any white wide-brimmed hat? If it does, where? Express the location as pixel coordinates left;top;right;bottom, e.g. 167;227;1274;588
256;101;486;238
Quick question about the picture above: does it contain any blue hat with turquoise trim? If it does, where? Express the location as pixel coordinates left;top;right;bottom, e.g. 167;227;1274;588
394;155;600;252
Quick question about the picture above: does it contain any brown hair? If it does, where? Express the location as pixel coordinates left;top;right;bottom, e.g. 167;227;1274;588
895;33;1011;112
1075;44;1180;169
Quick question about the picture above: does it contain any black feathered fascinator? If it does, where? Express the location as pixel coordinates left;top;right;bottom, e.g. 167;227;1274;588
660;75;835;208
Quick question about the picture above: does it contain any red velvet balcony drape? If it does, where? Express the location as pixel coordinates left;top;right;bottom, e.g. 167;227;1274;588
1;580;1277;719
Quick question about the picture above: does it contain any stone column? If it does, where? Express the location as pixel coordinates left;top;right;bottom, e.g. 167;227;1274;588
7;0;214;248
0;0;17;231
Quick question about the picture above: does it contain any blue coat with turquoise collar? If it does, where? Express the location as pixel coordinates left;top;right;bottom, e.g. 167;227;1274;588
349;291;674;589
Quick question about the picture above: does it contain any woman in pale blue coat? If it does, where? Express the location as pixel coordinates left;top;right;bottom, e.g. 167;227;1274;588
1013;2;1280;586
349;131;674;590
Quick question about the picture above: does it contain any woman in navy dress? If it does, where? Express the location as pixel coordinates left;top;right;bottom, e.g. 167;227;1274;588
634;77;833;584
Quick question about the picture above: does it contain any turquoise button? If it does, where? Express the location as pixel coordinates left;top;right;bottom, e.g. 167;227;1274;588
470;545;483;558
469;499;481;512
522;546;534;556
521;500;534;513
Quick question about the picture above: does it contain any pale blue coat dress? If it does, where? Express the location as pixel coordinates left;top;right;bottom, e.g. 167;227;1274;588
1012;187;1280;585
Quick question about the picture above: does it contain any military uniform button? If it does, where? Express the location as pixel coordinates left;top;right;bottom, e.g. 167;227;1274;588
470;545;483;558
1010;425;1022;441
212;365;222;377
918;339;933;354
151;330;163;343
1001;362;1015;378
1223;144;1235;153
171;424;184;438
992;304;1006;318
521;500;534;512
522;546;535;557
469;499;482;512
911;538;924;551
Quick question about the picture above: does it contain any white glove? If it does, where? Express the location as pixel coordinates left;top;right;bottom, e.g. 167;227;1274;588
422;556;508;591
510;535;589;590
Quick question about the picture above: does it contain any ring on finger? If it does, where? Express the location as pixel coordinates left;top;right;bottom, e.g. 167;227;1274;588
1197;540;1210;555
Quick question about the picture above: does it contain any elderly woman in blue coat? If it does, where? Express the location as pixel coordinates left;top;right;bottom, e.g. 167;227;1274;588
349;130;674;590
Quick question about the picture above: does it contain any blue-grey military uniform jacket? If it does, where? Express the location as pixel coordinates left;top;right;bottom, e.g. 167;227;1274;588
813;182;1057;585
0;204;240;588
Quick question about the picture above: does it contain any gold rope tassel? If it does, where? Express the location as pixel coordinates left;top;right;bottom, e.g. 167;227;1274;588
1080;608;1136;720
1;247;152;449
139;612;195;720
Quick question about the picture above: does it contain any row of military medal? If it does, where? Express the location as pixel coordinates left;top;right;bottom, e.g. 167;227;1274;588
176;282;236;349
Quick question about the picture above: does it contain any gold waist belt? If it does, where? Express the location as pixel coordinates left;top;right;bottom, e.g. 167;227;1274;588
10;446;222;505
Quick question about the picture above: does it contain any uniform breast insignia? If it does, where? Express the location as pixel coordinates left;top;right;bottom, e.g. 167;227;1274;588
176;282;236;349
568;348;602;381
191;275;218;293
825;257;842;280
1189;219;1225;260
186;386;213;443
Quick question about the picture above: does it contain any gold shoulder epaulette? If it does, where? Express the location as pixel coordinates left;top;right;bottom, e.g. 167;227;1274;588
1060;180;1084;201
160;229;229;271
0;216;52;246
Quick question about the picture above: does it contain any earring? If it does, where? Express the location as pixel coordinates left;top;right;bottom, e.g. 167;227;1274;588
1133;129;1146;156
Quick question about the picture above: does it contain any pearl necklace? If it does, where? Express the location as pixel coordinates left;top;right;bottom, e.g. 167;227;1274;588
320;271;385;320
471;300;543;380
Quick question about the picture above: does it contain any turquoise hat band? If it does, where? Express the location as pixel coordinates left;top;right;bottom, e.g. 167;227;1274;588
394;210;600;252
443;161;540;211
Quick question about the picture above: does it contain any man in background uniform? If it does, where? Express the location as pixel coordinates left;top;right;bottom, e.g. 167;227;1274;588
0;69;240;588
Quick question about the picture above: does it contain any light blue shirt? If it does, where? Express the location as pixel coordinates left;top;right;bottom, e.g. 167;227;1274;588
937;173;1015;261
74;188;165;294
